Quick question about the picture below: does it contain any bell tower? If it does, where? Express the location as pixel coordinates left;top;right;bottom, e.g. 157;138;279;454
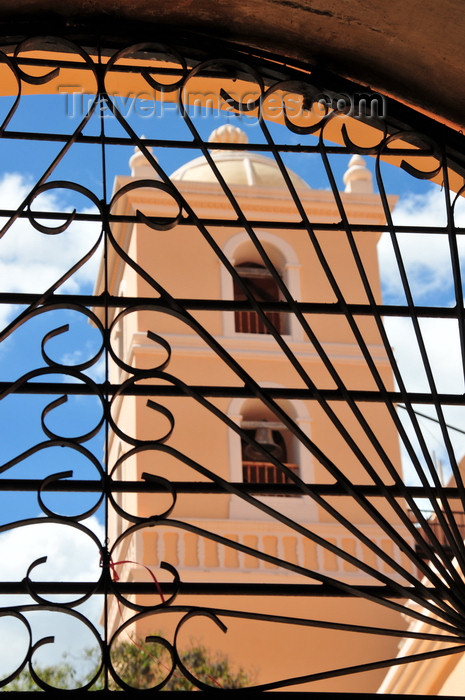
101;124;414;690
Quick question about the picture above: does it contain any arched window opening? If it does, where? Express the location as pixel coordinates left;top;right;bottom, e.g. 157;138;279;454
233;262;283;334
241;419;299;494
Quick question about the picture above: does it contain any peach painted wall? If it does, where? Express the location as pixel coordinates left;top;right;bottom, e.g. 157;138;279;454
104;149;412;690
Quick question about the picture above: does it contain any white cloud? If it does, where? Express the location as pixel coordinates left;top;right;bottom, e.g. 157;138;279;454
378;185;465;304
378;185;465;484
58;346;105;382
383;315;464;395
0;172;101;330
395;401;465;488
0;516;104;683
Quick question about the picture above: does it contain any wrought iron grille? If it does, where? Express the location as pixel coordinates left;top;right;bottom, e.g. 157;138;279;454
1;30;465;694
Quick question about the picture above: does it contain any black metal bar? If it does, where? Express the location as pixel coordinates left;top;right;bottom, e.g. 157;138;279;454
0;128;439;156
315;133;464;587
1;292;464;318
3;381;465;404
0;581;415;597
0;478;463;497
0;204;463;237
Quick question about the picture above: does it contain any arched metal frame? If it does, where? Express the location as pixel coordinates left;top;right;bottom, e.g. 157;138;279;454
1;28;465;694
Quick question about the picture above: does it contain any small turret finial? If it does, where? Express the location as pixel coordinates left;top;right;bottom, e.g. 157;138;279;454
343;154;373;193
129;137;158;178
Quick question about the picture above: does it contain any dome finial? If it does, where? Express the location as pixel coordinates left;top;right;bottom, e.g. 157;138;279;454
343;154;373;193
208;124;248;150
129;136;159;178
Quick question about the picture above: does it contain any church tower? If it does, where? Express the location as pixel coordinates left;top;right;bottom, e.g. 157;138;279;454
99;124;414;690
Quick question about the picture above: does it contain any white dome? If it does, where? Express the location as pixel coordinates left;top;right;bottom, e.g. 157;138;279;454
170;124;310;189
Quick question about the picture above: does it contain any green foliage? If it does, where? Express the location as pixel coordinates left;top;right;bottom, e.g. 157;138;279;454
1;638;249;691
2;657;80;691
109;639;249;690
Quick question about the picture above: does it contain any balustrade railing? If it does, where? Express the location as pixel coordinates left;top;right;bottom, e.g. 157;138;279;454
242;461;299;493
234;309;283;334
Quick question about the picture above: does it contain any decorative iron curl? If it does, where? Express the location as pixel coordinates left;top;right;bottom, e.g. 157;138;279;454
0;49;22;137
0;438;104;478
109;373;175;447
13;37;62;86
340;119;439;178
104;42;188;95
109;632;176;691
41;318;104;373
392;130;443;180
0;610;32;688
109;310;172;375
0;227;104;344
1;296;104;352
105;179;185;310
173;609;228;690
8;606;104;692
110;179;184;233
0;439;104;520
339;118;390;155
0;37;100;233
178;55;265;123
38;470;104;521
11;35;99;90
0;516;105;608
105;549;180;613
107;610;181;691
25;179;103;232
108;445;177;522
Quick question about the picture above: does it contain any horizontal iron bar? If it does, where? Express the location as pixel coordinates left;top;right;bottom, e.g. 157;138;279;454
0;693;439;700
0;206;461;236
13;48;295;82
0;208;451;235
0;129;438;157
11;54;186;73
0;479;462;498
1;381;464;404
0;292;461;319
0;581;417;597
